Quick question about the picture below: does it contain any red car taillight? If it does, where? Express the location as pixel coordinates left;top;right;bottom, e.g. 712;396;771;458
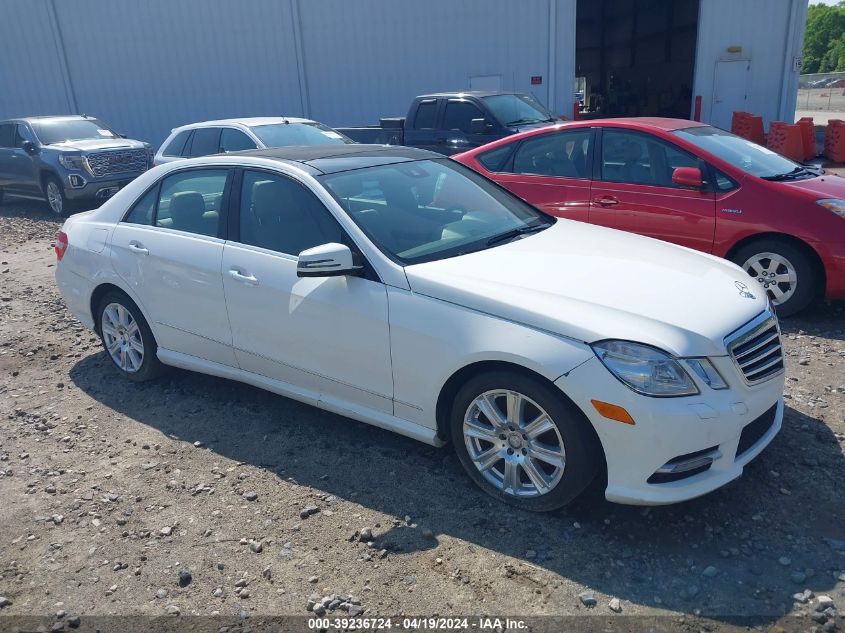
55;230;68;261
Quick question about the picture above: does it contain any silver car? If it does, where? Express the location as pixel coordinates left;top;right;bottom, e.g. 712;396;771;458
154;117;354;166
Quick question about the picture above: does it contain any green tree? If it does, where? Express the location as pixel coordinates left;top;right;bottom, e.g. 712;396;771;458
804;2;845;73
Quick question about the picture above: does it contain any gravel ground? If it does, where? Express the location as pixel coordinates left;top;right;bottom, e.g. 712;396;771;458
0;198;843;632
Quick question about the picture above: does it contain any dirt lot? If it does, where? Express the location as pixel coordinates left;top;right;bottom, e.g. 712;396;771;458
0;199;843;632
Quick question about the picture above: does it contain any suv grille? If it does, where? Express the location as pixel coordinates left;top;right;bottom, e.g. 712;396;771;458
86;149;149;178
726;313;784;384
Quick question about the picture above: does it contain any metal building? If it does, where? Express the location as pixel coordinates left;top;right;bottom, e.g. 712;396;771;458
0;0;807;147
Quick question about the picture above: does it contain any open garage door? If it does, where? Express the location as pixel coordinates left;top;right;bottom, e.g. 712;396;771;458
575;0;700;120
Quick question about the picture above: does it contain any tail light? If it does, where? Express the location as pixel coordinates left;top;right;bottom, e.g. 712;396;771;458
55;230;69;261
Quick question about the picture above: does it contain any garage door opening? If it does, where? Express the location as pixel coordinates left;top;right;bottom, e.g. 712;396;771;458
575;0;700;120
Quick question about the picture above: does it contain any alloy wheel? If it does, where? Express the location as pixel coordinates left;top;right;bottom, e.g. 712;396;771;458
46;181;64;215
463;389;566;498
741;251;797;306
101;302;144;373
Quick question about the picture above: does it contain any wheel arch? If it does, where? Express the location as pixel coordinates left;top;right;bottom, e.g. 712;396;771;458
434;360;607;474
39;169;61;193
724;232;826;299
88;282;152;337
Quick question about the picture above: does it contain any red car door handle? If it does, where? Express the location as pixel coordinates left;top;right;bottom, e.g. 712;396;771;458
594;196;619;206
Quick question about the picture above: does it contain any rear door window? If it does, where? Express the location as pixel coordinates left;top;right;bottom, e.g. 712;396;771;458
443;100;485;133
220;128;257;152
187;128;222;158
413;100;438;130
154;169;229;237
511;130;593;178
0;124;13;148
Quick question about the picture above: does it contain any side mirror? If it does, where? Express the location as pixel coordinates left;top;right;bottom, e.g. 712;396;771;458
672;166;703;188
22;141;37;155
470;118;491;134
297;243;363;278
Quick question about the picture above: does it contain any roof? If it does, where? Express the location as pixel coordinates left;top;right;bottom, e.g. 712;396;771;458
11;115;93;123
596;117;708;131
172;116;314;132
417;91;525;99
230;144;442;174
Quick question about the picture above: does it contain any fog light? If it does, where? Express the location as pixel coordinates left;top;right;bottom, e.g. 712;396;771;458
68;175;86;188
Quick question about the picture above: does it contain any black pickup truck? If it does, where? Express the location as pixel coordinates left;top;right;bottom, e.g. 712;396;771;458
337;91;559;156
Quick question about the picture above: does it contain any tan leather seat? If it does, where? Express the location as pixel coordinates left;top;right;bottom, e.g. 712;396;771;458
167;191;216;236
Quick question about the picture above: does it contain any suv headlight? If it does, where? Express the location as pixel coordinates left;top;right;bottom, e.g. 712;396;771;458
816;198;845;217
592;340;699;397
59;155;90;173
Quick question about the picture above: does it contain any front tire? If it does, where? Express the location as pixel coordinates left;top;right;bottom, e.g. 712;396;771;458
731;239;816;317
97;291;163;382
44;175;67;216
450;371;599;512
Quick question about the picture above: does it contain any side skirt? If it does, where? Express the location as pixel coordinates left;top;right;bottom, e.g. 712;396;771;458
156;348;445;447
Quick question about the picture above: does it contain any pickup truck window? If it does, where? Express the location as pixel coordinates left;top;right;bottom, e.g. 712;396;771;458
482;94;555;127
443;101;485;134
0;124;13;148
413;101;438;130
31;118;118;145
15;124;36;148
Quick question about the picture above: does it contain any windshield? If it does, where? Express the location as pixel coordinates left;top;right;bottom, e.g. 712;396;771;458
320;159;553;265
673;126;812;180
250;122;353;147
32;119;118;145
482;94;555;127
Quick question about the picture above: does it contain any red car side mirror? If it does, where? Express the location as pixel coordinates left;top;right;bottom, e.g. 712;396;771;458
672;167;703;188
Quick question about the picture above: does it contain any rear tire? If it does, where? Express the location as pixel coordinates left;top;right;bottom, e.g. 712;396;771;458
731;239;816;317
43;175;68;216
450;370;599;512
97;290;163;382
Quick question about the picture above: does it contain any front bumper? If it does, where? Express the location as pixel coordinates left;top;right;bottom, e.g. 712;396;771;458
62;171;146;201
558;355;784;505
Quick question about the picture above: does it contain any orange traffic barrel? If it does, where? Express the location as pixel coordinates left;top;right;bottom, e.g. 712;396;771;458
767;122;804;162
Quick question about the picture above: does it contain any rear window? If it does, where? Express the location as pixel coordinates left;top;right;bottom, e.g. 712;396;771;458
188;127;222;157
162;130;191;157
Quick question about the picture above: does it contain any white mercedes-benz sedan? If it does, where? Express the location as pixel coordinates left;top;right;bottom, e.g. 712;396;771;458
54;145;785;511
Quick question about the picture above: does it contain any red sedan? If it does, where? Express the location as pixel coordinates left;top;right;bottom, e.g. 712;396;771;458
452;118;845;316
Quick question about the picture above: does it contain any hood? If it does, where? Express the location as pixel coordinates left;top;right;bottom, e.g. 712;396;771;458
48;138;147;152
782;171;845;199
404;221;768;358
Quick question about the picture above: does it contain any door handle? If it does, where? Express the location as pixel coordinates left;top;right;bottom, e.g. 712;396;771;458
593;196;619;206
228;269;259;285
128;241;149;255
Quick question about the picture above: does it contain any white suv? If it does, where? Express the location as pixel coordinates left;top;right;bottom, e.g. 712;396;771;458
154;117;353;166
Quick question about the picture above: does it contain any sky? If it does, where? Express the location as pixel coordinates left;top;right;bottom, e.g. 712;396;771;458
811;0;841;4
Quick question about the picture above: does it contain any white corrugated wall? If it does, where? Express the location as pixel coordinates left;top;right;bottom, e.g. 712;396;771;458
0;0;806;146
693;0;808;129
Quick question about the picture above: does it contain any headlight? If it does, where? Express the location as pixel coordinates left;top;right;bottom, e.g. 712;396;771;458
686;359;728;390
59;155;89;173
816;198;845;217
592;340;699;397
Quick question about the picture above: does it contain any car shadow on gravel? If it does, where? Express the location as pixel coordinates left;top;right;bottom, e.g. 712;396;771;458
68;342;845;626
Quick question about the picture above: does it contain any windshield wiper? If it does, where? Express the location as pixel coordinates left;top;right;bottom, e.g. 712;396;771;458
761;166;813;181
505;118;545;126
486;223;549;246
